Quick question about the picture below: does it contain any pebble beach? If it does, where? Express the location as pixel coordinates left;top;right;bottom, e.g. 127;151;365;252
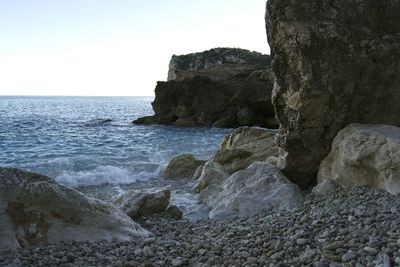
2;186;400;267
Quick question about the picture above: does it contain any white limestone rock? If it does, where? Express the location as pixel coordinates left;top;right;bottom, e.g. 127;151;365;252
0;168;150;251
199;161;303;220
318;124;400;195
194;161;229;193
112;188;171;219
212;126;279;174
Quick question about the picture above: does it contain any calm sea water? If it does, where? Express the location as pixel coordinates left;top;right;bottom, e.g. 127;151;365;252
0;96;231;187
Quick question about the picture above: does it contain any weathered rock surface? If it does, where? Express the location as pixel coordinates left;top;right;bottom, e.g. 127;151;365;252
212;126;279;174
0;168;149;251
266;0;400;186
167;47;270;81
194;161;229;193
133;48;277;128
318;124;400;195
163;154;205;179
199;162;303;220
194;127;282;213
112;189;171;219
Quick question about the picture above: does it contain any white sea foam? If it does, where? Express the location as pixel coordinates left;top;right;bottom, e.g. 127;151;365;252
55;165;160;187
1;96;231;188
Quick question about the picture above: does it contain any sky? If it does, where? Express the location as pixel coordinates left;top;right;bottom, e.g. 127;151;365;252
0;0;270;96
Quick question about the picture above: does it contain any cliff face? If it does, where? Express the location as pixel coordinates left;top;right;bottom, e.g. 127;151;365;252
266;0;400;186
167;47;271;81
134;48;277;128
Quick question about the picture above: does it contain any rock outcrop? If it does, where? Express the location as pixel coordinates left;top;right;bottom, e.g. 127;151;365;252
194;126;279;192
192;127;300;219
133;48;277;128
266;0;400;186
213;126;279;173
199;162;303;220
318;124;400;195
167;47;270;81
0;168;149;251
112;189;171;219
163;154;205;179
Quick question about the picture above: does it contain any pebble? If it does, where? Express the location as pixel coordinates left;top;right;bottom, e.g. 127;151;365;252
341;252;356;262
363;246;378;255
144;237;156;245
296;238;309;245
171;258;183;267
324;241;345;250
2;186;400;266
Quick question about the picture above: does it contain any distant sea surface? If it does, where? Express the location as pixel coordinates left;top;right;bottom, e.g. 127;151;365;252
0;96;231;187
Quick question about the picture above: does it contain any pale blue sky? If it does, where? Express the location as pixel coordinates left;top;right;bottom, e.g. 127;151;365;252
0;0;270;96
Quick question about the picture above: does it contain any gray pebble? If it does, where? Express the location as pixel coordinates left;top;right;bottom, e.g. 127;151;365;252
296;238;309;245
341;252;356;262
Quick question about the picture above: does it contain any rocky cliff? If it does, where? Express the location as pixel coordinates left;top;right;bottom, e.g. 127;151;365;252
167;47;271;81
133;48;277;128
266;0;400;186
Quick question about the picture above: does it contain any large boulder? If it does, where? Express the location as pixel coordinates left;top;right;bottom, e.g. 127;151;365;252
133;48;277;128
266;0;400;186
212;126;279;173
318;124;400;195
194;161;229;193
0;168;149;251
199;162;303;220
163;154;205;179
112;189;171;219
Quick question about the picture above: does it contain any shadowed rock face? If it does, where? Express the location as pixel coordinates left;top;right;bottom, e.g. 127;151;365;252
266;0;400;186
133;48;277;128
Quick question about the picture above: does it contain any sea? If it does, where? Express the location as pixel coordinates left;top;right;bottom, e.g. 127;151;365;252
0;96;231;189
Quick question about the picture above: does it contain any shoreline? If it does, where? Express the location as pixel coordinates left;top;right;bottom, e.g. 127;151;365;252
2;186;399;266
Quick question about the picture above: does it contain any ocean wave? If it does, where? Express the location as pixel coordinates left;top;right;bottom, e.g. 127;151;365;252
55;165;162;187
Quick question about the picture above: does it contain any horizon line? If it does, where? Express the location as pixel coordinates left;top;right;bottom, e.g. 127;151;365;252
0;94;155;97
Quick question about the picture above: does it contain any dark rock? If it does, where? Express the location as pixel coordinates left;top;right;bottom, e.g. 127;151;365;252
266;0;400;186
133;48;277;128
164;205;183;220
